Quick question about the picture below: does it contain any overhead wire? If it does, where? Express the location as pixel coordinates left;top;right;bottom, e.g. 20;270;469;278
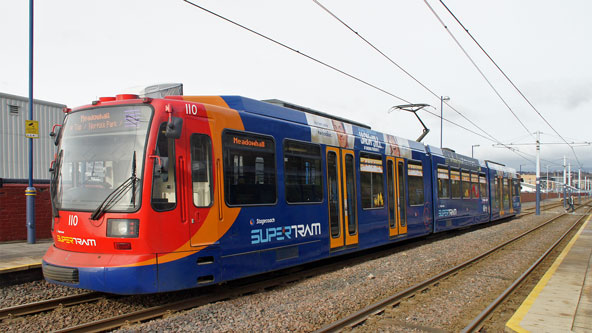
182;0;533;163
422;0;535;141
182;0;409;103
438;0;583;168
312;0;500;144
311;0;533;161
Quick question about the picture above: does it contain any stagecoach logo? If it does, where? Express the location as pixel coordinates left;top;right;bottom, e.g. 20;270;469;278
250;218;276;226
56;235;97;247
438;208;458;218
251;223;322;244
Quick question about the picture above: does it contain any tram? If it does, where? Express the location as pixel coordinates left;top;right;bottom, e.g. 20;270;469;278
42;94;520;294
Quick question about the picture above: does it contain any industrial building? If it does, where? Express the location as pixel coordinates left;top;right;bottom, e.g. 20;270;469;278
0;92;66;241
0;92;66;181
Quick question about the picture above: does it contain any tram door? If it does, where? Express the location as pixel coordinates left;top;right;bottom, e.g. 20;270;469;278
326;147;359;250
187;132;216;247
386;157;407;237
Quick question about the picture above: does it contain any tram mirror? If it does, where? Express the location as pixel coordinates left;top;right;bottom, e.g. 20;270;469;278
165;117;183;139
49;126;62;146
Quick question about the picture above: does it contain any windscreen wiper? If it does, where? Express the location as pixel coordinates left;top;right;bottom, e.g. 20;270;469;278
90;152;139;220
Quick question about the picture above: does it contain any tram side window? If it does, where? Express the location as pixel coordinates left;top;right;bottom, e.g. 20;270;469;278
514;179;521;196
408;161;424;205
223;131;276;205
437;166;450;199
327;151;340;238
191;134;213;207
503;178;510;210
284;140;323;203
360;153;384;209
471;172;480;198
450;169;461;199
151;123;177;211
461;169;471;199
492;178;499;209
479;174;488;198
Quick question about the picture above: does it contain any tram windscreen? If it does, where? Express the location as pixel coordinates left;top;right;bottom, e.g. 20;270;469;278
53;106;152;212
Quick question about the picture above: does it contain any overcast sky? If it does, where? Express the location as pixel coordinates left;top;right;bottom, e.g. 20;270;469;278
2;0;591;173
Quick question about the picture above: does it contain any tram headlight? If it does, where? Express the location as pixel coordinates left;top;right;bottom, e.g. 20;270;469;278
107;219;139;238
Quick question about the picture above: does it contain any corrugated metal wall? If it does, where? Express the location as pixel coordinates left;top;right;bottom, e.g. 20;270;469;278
0;92;66;180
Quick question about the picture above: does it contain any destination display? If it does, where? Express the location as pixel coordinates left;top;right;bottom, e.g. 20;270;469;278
224;131;274;152
66;106;152;136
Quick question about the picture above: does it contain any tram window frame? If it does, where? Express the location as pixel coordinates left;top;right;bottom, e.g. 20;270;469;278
479;173;488;199
151;122;177;212
503;177;510;210
407;160;424;206
514;179;521;197
492;177;500;209
190;134;214;208
360;152;384;209
327;150;340;238
461;169;471;199
437;165;451;199
222;130;277;206
450;168;461;199
471;172;480;198
283;139;323;204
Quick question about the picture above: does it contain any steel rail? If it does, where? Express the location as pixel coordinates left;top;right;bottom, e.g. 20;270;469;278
461;206;592;332
0;292;103;320
314;202;589;332
55;259;352;333
47;200;583;332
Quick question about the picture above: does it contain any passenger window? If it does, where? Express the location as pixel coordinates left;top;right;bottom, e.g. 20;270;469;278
437;166;450;199
191;134;213;207
503;178;510;210
397;160;407;227
327;151;340;237
514;179;521;196
492;178;500;209
151;123;177;211
284;140;323;203
479;174;488;198
223;131;276;205
471;172;480;198
387;160;396;228
344;154;357;235
407;161;424;205
451;169;461;199
360;153;384;209
461;170;471;199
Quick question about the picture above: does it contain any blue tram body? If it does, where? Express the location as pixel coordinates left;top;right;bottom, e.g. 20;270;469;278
43;95;520;294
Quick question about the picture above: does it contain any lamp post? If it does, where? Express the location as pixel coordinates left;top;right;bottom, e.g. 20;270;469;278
440;96;450;148
471;144;480;158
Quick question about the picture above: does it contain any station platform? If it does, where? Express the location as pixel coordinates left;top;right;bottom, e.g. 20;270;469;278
506;214;592;332
0;239;52;273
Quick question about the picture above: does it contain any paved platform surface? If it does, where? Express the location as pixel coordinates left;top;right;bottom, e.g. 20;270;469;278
506;214;592;332
0;240;52;273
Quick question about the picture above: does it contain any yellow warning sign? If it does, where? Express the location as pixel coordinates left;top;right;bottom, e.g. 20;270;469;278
25;120;39;139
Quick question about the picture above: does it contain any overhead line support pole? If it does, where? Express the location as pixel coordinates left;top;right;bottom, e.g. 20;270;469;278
535;131;540;216
26;0;36;244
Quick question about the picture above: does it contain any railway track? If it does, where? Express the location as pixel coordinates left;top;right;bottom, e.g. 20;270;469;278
462;206;592;332
0;200;577;332
0;292;104;320
315;201;591;332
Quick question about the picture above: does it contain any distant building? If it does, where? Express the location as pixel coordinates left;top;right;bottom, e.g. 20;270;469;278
0;92;66;180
